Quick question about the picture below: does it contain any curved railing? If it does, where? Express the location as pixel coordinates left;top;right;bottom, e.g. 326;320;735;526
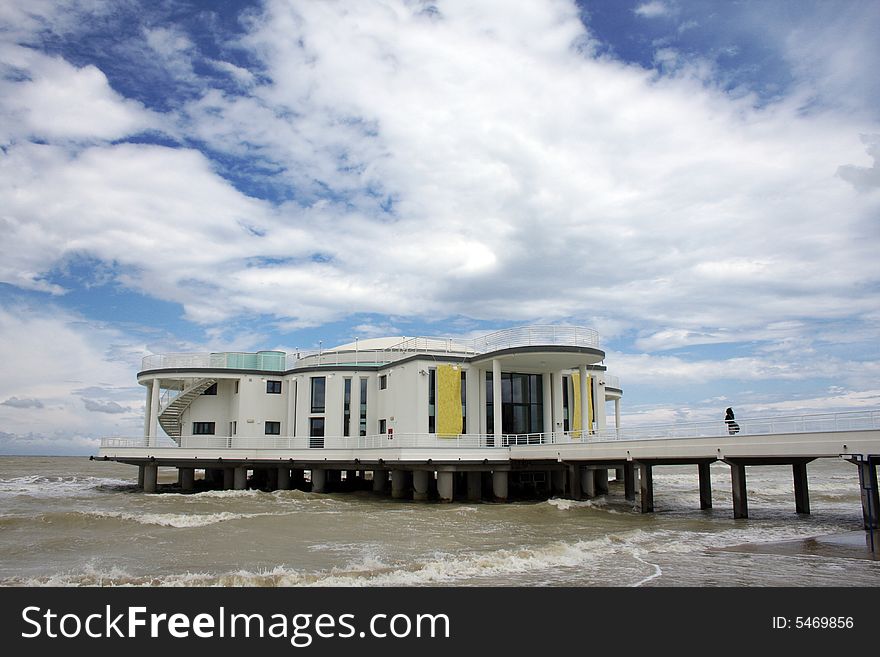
142;351;286;372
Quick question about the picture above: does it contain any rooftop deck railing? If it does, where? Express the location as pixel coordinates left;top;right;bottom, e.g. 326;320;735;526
140;325;602;372
100;410;880;451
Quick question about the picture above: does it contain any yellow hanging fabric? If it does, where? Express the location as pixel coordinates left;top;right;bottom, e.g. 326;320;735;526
436;365;462;437
571;371;582;439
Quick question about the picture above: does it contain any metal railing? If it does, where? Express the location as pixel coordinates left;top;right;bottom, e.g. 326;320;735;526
100;410;880;452
140;325;602;372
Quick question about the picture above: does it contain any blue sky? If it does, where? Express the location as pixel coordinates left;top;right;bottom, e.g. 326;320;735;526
0;0;878;454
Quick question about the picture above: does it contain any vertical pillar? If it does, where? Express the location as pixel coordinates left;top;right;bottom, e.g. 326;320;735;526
492;471;508;501
615;399;621;434
223;468;234;490
291;469;305;489
856;459;880;531
372;470;386;493
623;462;636;502
595;468;609;495
143;463;158;494
792;462;810;514
233;467;247;490
278;467;291;490
413;470;430;501
437;471;454;502
286;379;296;439
138;464;145;489
391;470;408;499
581;468;596;498
567;464;582;500
492;359;502;445
143;386;151;441
729;461;748;519
698;462;713;510
266;468;278;491
551;469;565;496
467;471;482;501
552;371;564;439
615;468;624;481
579;365;589;438
349;375;361;440
542;371;553;442
149;379;160;447
478;369;487;436
179;467;195;492
311;468;327;493
639;463;653;513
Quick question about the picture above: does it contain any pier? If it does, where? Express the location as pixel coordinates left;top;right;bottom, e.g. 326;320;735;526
99;410;880;529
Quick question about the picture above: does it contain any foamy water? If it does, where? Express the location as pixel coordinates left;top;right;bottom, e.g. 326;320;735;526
1;456;878;587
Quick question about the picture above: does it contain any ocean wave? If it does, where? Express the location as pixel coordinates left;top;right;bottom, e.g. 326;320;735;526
85;509;298;528
0;475;135;498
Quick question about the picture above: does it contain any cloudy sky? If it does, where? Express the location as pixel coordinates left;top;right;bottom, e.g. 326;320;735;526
1;0;878;454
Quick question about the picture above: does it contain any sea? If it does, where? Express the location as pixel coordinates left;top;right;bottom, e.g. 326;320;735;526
1;455;878;587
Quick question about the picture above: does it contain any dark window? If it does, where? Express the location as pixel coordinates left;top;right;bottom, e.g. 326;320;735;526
343;378;351;437
379;419;387;434
359;378;367;436
265;421;281;435
311;377;326;413
461;370;467;434
309;417;325;448
487;372;545;436
192;422;215;435
562;375;569;432
202;383;217;396
428;368;436;433
234;380;239;394
379;374;387;390
266;380;282;394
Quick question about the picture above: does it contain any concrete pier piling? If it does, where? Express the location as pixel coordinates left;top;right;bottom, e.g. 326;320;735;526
615;467;624;481
638;463;653;513
792;461;811;514
372;470;386;493
492;471;508;502
233;467;247;490
581;468;595;498
595;468;609;495
467;471;482;502
277;467;291;490
223;468;234;490
311;468;326;493
437;471;454;502
623;462;636;502
728;461;748;519
143;463;158;493
413;470;430;501
698;462;713;510
138;464;145;489
854;458;880;531
179;467;195;492
391;470;408;499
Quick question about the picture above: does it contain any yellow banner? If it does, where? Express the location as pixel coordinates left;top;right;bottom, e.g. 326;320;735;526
436;365;463;437
570;371;593;439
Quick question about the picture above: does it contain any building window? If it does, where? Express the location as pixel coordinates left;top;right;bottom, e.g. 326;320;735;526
486;372;545;436
343;378;351;437
428;368;436;433
311;377;326;413
461;370;467;434
379;374;387;390
359;377;367;436
379;418;387;434
202;383;217;396
234;380;239;394
309;417;325;448
265;421;281;435
192;422;215;435
562;375;569;432
266;380;282;394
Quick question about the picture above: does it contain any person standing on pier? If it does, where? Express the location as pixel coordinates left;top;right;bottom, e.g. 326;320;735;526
725;407;740;435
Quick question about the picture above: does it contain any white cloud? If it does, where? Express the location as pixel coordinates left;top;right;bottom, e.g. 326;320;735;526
634;2;671;19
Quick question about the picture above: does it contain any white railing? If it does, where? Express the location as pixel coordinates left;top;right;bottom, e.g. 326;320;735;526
141;325;603;372
100;410;880;452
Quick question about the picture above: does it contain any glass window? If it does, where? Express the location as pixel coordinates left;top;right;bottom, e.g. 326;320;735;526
311;377;326;413
201;383;217;396
461;370;467;434
379;375;387;390
343;378;351;437
192;422;215;435
379;419;386;434
234;380;239;394
359;378;367;436
309;417;325;448
428;369;436;433
266;380;282;394
265;421;281;435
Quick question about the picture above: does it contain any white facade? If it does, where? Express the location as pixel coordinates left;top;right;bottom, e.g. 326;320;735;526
139;326;623;447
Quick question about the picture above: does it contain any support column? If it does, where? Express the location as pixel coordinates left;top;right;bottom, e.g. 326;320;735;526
551;469;565;496
623;462;636;502
614;399;621;434
311;468;327;493
698;462;713;510
542;371;553;442
138;464;145;489
413;470;430;501
639;463;653;513
391;470;408;499
143;463;158;494
729;461;748;519
266;468;278;491
579;365;589;438
581;468;595;498
148;379;160;447
567;464;582;499
223;468;234;490
291;469;305;489
552;371;564;439
233;467;247;490
492;471;508;502
437;471;454;502
615;468;624;481
467;471;482;501
792;462;810;514
492;359;502;446
143;385;151;441
278;467;291;490
595;468;609;495
856;459;880;531
179;467;195;492
372;470;386;493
